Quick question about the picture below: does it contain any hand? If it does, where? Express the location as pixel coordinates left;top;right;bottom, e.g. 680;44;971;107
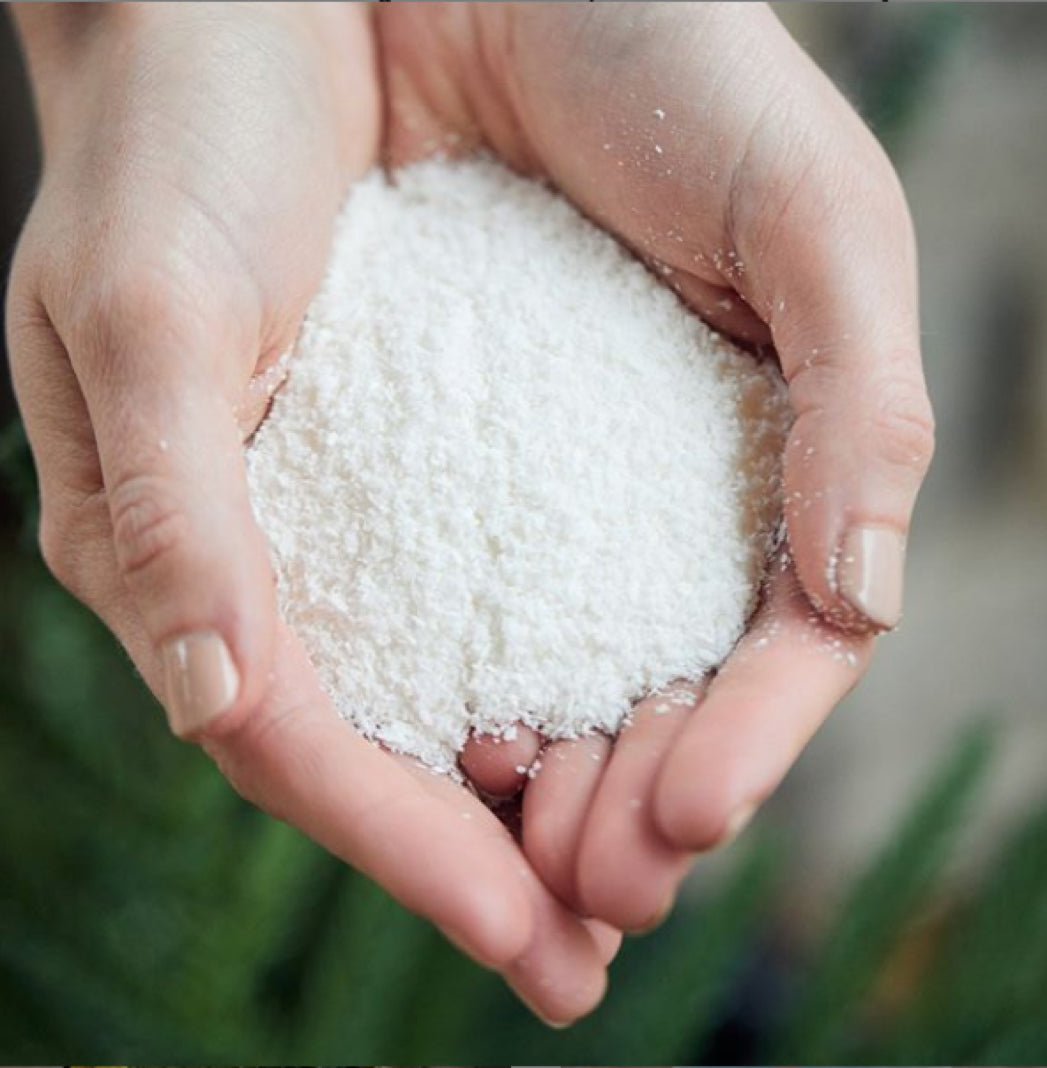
7;2;614;1024
386;3;933;925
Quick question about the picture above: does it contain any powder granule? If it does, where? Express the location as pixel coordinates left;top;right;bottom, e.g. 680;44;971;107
246;157;790;775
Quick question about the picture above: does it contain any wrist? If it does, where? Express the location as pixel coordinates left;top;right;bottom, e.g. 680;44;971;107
12;3;153;160
13;3;364;172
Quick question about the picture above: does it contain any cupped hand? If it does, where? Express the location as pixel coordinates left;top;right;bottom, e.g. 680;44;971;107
413;2;934;926
7;2;613;1025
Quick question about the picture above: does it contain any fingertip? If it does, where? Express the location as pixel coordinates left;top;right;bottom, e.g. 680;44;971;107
782;386;923;635
651;765;698;849
584;918;624;966
652;751;750;853
521;803;577;907
159;611;281;746
502;864;613;1027
459;722;543;798
445;874;535;970
575;823;691;934
566;957;610;1023
572;695;695;932
512;958;609;1028
834;523;906;631
788;514;905;636
521;734;611;912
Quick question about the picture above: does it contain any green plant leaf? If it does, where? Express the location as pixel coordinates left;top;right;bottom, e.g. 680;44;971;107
772;719;995;1063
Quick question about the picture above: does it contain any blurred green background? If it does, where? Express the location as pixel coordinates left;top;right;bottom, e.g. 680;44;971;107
2;4;1047;1064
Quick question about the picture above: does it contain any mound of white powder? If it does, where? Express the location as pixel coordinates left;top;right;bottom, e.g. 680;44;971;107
246;157;790;775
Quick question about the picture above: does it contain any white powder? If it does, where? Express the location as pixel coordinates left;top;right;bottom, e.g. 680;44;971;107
246;157;790;775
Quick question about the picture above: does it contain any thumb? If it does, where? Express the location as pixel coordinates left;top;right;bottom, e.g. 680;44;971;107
71;296;277;738
735;119;934;631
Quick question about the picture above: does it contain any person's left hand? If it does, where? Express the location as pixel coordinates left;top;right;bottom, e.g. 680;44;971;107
377;2;932;929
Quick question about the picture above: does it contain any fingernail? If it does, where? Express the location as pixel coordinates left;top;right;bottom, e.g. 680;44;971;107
161;630;239;737
515;989;572;1029
837;525;906;630
722;800;758;846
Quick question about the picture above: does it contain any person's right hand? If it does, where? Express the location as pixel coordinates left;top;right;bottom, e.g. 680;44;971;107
7;2;613;1024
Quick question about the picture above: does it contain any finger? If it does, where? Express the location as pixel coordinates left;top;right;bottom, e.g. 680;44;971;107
23;452;602;1018
12;358;540;980
390;756;611;1023
426;739;617;1021
584;919;624;967
459;723;543;798
59;285;278;737
753;165;932;632
216;628;599;1027
10;303;608;1023
575;684;703;932
723;37;933;632
392;754;609;1025
522;732;612;910
6;284;102;506
6;302;157;677
502;866;609;1027
654;561;874;851
206;623;540;970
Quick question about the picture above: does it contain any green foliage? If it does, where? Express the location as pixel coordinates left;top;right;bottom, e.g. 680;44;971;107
467;841;778;1067
0;540;776;1063
869;801;1047;1066
772;721;994;1064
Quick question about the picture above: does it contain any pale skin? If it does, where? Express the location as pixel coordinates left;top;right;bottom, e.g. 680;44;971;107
7;2;933;1026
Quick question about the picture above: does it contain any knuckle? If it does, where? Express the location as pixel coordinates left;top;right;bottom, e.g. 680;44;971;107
38;510;83;597
867;375;936;474
199;703;309;822
835;119;909;213
83;268;168;330
67;267;200;381
871;166;917;255
791;362;935;479
844;142;918;260
109;473;191;582
204;739;286;819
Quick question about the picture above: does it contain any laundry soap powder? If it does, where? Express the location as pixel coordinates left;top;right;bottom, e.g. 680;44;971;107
246;157;791;775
